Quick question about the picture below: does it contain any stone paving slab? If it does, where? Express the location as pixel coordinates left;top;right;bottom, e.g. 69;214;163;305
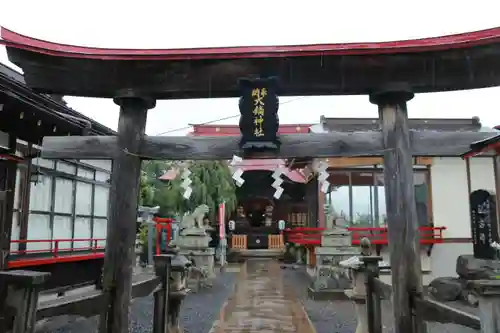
209;259;316;333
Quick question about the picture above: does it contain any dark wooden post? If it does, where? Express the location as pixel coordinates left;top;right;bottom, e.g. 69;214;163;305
98;92;155;333
362;256;383;333
369;84;425;333
153;254;172;333
0;270;51;333
0;134;18;270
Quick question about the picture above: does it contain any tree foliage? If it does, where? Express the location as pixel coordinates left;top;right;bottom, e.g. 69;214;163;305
139;160;237;221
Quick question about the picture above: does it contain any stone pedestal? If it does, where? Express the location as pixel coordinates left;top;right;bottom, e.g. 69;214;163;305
346;267;368;333
468;280;500;333
175;228;215;288
340;256;388;333
309;228;358;298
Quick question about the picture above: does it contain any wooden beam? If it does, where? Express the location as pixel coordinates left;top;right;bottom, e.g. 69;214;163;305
371;86;425;333
325;156;432;168
326;156;381;167
98;96;153;333
41;131;494;160
415;157;433;165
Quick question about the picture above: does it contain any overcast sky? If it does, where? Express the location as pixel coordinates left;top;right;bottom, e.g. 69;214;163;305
1;0;500;135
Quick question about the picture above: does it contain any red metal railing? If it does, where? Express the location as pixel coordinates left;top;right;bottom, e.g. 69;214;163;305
284;226;447;246
348;226;446;245
8;238;106;268
285;227;324;246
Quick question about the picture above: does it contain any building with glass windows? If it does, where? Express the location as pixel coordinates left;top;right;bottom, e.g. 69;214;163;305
0;62;115;289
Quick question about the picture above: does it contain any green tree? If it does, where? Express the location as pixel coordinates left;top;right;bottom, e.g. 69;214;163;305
139;160;237;221
139;170;155;206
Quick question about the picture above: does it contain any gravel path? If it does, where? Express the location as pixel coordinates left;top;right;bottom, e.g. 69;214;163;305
281;266;479;333
46;271;237;333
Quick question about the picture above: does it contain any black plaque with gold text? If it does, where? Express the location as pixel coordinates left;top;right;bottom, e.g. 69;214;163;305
469;189;499;259
238;77;280;149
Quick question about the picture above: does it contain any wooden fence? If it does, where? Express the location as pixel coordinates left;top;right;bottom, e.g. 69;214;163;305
268;234;284;249
359;256;497;333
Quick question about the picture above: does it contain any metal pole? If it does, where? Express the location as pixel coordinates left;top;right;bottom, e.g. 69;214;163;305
139;206;160;267
147;222;154;266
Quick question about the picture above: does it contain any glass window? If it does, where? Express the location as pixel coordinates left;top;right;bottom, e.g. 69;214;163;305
54;178;74;214
328;169;430;227
10;212;20;252
33;157;55;169
29;176;53;212
74;217;92;249
75;182;93;215
373;171;429;227
328;172;351;222
374;174;386;226
95;171;110;182
94;186;109;217
93;218;107;247
351;171;375;226
53;215;73;250
13;168;21;210
26;214;51;251
77;167;94;180
56;161;77;175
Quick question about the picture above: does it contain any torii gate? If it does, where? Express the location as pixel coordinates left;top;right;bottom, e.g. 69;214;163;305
2;26;500;333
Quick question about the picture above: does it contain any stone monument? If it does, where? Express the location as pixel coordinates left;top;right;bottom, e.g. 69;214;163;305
172;205;216;287
429;189;500;306
309;212;359;299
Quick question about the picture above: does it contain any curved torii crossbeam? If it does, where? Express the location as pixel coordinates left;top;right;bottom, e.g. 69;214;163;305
2;26;500;98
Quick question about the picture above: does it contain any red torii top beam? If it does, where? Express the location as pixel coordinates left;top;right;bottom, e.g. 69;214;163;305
5;26;500;98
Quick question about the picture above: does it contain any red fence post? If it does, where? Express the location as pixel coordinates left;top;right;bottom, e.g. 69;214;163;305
54;240;59;258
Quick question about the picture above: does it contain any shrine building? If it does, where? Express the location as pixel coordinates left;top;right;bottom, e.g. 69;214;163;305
190;117;499;281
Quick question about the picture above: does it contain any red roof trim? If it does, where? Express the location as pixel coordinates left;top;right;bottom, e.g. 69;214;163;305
463;141;500;159
191;124;312;136
2;26;500;60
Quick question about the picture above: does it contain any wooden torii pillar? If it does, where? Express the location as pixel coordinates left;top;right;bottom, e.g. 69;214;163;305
98;91;155;333
370;84;425;333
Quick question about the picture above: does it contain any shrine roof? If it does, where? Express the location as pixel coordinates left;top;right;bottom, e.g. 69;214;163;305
462;126;500;158
4;27;500;98
321;117;483;132
0;62;115;144
158;159;307;183
187;124;308;183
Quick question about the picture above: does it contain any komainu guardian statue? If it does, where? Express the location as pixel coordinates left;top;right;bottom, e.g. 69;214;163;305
179;205;210;235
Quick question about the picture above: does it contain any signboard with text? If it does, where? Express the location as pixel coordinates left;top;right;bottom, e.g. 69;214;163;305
470;189;499;259
238;77;280;149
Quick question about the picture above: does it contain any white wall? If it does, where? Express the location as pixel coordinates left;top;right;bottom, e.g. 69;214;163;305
431;243;473;279
429;156;495;279
469;157;495;192
430;157;470;238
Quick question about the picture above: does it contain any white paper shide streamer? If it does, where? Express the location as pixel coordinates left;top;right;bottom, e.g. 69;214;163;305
271;167;286;199
313;160;330;193
230;155;245;187
180;168;192;199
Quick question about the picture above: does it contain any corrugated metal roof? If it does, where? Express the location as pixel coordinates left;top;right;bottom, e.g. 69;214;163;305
321;116;483;132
